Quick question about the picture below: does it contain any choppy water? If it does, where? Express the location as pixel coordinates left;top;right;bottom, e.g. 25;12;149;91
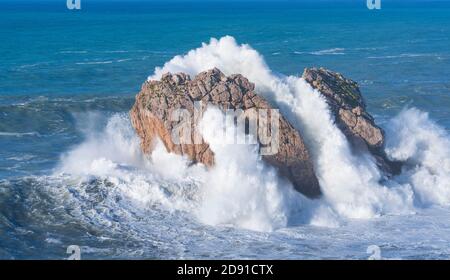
1;1;450;259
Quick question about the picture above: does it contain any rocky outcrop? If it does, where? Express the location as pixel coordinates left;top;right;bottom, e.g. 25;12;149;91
130;67;400;199
130;68;322;198
302;67;401;175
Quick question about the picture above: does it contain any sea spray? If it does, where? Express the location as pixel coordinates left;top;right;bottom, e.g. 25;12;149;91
57;111;298;231
385;108;450;206
283;77;414;219
58;113;148;176
149;36;417;222
56;36;450;232
196;107;299;231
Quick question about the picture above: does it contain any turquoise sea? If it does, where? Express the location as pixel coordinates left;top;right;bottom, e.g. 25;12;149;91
1;1;450;259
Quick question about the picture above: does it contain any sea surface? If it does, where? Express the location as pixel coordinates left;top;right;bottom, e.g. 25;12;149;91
1;1;450;259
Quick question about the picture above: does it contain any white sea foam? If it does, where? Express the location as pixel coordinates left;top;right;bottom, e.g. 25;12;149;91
56;110;298;231
385;108;450;206
57;36;450;232
368;53;440;59
195;108;301;231
148;36;416;221
59;50;88;54
0;131;40;137
76;61;114;65
294;48;345;56
310;48;345;55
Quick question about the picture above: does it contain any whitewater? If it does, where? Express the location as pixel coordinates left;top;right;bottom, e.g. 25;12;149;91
3;36;450;259
63;36;450;228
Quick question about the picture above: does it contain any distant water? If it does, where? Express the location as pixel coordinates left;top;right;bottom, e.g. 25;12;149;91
1;1;450;259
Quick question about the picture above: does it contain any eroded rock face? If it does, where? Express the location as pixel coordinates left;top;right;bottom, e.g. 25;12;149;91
130;68;322;198
302;67;401;175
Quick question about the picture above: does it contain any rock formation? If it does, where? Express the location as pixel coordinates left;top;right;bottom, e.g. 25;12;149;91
130;68;322;198
302;67;401;175
130;67;400;199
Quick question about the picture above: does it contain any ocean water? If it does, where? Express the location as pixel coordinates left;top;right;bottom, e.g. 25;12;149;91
1;1;450;259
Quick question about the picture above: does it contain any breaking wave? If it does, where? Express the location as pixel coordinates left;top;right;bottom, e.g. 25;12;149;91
55;36;450;232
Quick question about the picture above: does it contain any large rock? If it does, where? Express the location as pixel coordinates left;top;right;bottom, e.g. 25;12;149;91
130;68;322;198
302;67;401;175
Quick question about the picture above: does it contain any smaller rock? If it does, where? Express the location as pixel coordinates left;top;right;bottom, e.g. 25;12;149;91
302;67;402;175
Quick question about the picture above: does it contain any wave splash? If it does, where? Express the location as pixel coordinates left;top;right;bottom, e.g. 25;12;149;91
56;36;450;231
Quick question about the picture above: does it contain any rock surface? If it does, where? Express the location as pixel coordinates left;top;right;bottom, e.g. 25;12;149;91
130;68;322;198
302;67;401;175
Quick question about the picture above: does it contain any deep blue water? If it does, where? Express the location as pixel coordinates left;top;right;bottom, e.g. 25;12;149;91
1;1;450;259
